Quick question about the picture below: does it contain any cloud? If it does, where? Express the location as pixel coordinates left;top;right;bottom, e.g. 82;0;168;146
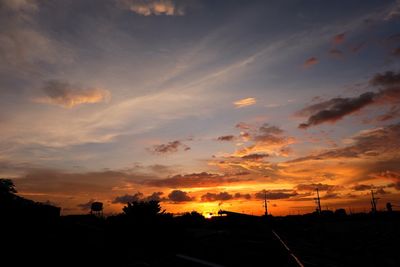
296;183;337;192
201;192;232;202
384;1;400;21
233;97;256;108
370;71;400;86
13;168;155;196
1;0;39;12
254;189;298;200
291;123;400;162
350;42;366;53
374;106;400;122
149;140;190;154
298;72;400;128
303;57;318;68
34;80;110;108
217;135;235;141
298;92;376;129
167;190;194;202
144;191;165;201
112;191;165;204
119;0;185;16
332;33;346;45
112;192;143;204
235;122;251;130
352;184;373;191
145;172;250;188
329;48;343;58
232;124;294;158
375;171;400;190
241;153;269;161
234;192;251;200
200;191;252;202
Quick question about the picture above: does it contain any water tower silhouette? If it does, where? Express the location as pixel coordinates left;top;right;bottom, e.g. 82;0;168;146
90;201;103;216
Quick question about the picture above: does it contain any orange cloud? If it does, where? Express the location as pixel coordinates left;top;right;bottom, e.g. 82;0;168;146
119;0;185;16
233;97;256;108
333;32;346;45
303;57;318;68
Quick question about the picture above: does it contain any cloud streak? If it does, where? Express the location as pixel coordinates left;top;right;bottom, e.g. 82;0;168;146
233;97;256;108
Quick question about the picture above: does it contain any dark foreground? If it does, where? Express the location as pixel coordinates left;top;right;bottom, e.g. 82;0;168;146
2;212;400;267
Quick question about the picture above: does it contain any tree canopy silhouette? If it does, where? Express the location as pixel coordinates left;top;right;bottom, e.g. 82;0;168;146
122;200;164;219
0;178;17;195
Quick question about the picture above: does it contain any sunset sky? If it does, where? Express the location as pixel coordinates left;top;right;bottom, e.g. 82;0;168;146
1;0;400;216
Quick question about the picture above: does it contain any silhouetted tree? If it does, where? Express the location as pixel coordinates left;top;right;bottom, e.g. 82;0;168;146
0;178;17;195
122;200;164;219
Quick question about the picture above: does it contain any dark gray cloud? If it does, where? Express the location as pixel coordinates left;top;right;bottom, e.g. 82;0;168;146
298;92;376;129
329;48;344;57
370;71;400;86
112;191;165;204
296;183;337;192
241;153;269;161
112;192;143;204
254;189;298;200
201;192;232;202
352;184;373;191
167;190;194;202
200;191;252;202
144;191;165;201
298;71;400;128
35;80;110;108
217;135;235;141
234;192;251;199
251;124;289;145
291;123;400;162
235;122;251;130
149;140;190;154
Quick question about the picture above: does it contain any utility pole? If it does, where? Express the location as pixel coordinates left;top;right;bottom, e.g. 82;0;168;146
314;188;322;214
370;190;379;213
264;190;268;216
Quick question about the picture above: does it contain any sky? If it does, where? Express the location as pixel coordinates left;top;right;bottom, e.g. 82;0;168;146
1;0;400;216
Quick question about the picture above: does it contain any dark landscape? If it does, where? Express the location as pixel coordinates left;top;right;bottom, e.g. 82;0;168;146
2;179;399;267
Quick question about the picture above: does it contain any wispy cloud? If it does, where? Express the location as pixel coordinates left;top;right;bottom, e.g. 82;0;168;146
233;97;256;108
34;80;110;108
149;140;190;154
119;0;185;16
